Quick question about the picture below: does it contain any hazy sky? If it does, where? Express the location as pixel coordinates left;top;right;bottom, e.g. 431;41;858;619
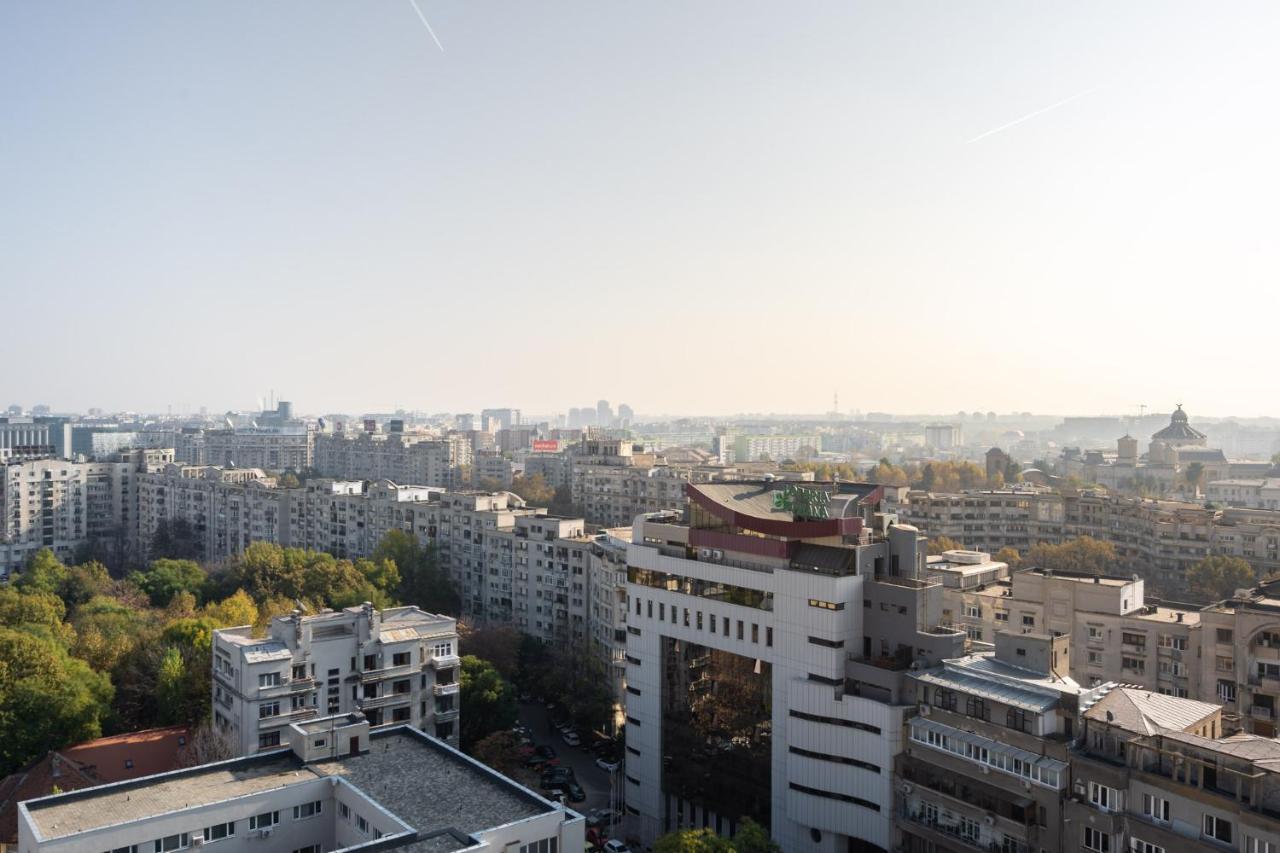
3;2;1278;417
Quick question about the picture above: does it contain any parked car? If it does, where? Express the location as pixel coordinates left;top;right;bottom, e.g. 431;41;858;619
594;756;620;772
534;744;558;759
563;781;586;802
586;808;622;829
603;840;631;853
561;730;582;747
540;766;576;786
524;752;559;769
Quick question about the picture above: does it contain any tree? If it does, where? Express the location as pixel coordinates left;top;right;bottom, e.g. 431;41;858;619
863;458;909;487
459;654;517;750
927;536;963;556
375;530;459;616
459;625;522;681
1187;556;1256;602
1025;537;1118;575
15;549;69;597
129;559;208;607
469;730;526;776
1184;462;1205;494
177;719;235;767
0;627;114;774
995;547;1023;570
150;519;201;561
653;818;777;853
508;474;555;506
200;589;259;628
549;485;577;516
72;594;154;672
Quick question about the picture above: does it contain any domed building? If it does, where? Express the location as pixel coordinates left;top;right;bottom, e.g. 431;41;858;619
1151;404;1207;449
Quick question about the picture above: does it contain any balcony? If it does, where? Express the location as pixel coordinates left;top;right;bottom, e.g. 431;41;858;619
258;677;315;698
360;663;416;683
358;691;411;710
434;707;460;721
430;654;461;669
433;681;460;697
1250;705;1275;720
899;809;1028;853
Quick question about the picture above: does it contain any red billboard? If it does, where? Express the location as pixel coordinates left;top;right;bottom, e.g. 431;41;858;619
531;439;560;452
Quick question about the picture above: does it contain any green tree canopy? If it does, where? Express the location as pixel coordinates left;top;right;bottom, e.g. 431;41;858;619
995;547;1023;570
15;549;69;597
927;535;964;556
653;818;778;853
375;530;459;616
1025;536;1118;575
129;559;208;607
459;654;517;750
0;627;114;774
1187;556;1256;602
508;474;555;506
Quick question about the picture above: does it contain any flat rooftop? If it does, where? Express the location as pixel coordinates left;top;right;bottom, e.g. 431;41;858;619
24;730;558;849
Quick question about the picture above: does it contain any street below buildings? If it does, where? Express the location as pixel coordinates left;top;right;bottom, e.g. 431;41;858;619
517;698;623;819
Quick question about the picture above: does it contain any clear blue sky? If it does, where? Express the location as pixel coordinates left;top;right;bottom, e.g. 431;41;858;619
3;2;1277;417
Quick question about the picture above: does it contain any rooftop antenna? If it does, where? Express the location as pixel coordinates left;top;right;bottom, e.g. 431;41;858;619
1138;403;1146;419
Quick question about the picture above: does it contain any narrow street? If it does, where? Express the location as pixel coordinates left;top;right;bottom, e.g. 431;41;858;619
517;698;623;817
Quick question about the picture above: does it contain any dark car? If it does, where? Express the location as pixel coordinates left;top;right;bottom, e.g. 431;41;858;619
524;752;559;769
535;745;557;759
540;766;576;785
564;781;586;802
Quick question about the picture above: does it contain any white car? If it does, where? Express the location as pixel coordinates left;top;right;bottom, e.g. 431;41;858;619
603;841;631;853
595;756;621;772
561;730;581;747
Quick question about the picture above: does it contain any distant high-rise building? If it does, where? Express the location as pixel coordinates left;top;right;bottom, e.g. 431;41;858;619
596;399;613;428
617;403;634;426
480;408;521;431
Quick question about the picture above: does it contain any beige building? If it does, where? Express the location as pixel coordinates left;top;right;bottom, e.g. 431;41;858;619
17;714;584;853
313;432;471;489
1198;581;1280;738
138;464;284;562
213;604;458;756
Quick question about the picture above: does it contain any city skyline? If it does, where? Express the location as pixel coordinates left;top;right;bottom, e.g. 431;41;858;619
5;2;1280;416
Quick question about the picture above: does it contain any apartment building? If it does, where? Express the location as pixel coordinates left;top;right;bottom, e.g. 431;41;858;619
587;528;631;715
287;479;441;560
206;425;313;473
472;451;515;489
898;632;1101;853
730;433;820;462
624;481;967;851
895;489;1280;594
212;604;459;756
0;450;170;577
1068;686;1280;853
313;432;471;488
1209;479;1280;510
16;714;584;853
138;464;285;562
1199;581;1280;737
936;560;1204;700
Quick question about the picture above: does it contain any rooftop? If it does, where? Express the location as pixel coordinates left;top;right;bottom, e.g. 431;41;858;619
23;729;563;851
1084;687;1220;735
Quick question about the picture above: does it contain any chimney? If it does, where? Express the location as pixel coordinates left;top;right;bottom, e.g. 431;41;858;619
1176;613;1183;622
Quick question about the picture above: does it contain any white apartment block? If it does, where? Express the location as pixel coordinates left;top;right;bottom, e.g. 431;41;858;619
624;481;966;851
287;480;442;560
313;433;471;489
1208;478;1280;510
0;450;171;578
17;714;584;853
138;464;285;563
730;434;820;462
587;528;631;713
212;604;459;756
206;427;313;472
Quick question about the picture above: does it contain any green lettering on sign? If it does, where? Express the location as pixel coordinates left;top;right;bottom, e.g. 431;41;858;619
771;485;829;520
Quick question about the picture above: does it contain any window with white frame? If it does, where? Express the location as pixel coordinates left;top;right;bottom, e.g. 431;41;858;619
964;603;981;618
1204;815;1233;844
1089;781;1120;812
293;800;323;820
1130;840;1163;853
202;822;235;843
433;642;454;657
1142;793;1170;822
258;672;281;688
1083;827;1111;852
1087;625;1103;640
153;835;189;853
248;812;279;831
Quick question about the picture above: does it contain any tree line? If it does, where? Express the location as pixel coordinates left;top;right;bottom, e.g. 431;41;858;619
0;528;458;776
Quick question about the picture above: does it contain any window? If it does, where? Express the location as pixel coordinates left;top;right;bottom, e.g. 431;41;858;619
258;731;281;748
964;603;980;618
1122;657;1145;673
1083;827;1111;852
1204;815;1233;844
1218;680;1237;703
518;839;560;853
808;636;844;648
964;625;983;641
1131;840;1164;853
1248;839;1277;853
1122;632;1146;648
1022;615;1035;627
1218;655;1236;672
994;611;1009;622
1158;634;1187;650
259;701;280;719
202;823;235;843
393;651;411;666
1089;781;1119;811
292;801;322;820
1088;651;1103;665
1088;625;1104;640
248;812;279;830
808;599;844;611
933;688;957;711
258;672;281;688
1217;628;1234;644
340;803;350;819
965;696;988;720
356;815;369;833
294;846;321;853
1006;708;1034;733
154;835;190;853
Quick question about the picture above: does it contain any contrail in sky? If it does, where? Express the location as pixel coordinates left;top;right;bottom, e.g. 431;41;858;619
406;0;444;52
966;85;1103;144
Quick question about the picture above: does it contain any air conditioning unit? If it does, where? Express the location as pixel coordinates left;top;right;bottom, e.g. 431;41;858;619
192;838;205;847
984;814;995;826
900;783;913;794
258;828;273;839
918;704;931;716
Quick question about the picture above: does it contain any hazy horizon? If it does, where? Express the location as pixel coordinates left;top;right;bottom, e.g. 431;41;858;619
5;2;1279;416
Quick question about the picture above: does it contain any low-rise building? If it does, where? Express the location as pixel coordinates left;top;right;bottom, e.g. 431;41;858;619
16;716;584;853
213;604;459;757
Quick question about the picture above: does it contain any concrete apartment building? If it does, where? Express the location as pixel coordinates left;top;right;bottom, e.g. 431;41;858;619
313;432;472;489
897;632;1101;853
934;557;1204;700
0;417;67;462
624;480;967;851
137;464;284;563
0;449;171;577
16;715;584;853
1208;479;1280;510
212;604;459;756
586;528;631;711
1198;580;1280;738
1068;686;1280;853
894;488;1280;594
206;425;313;473
730;433;820;463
